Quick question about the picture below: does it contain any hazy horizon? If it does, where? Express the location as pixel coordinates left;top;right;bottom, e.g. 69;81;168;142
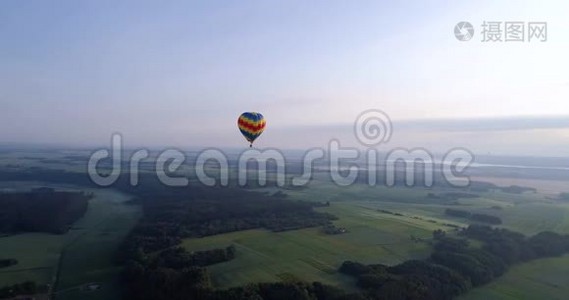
1;0;568;156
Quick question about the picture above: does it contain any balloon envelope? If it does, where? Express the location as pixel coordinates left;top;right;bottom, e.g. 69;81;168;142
238;112;266;146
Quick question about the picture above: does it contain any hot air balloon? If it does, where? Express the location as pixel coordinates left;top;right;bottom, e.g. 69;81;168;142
238;112;266;147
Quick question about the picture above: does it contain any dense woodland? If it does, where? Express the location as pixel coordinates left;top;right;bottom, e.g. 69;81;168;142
117;183;336;257
0;188;91;234
116;181;339;300
0;259;17;269
340;225;569;300
0;281;43;299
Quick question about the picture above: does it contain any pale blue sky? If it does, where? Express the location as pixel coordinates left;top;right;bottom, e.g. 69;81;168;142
1;1;568;155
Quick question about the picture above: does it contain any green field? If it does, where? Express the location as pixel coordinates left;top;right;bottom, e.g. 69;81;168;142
243;180;569;298
0;233;64;285
459;254;569;300
183;202;445;289
55;188;141;300
0;184;141;300
3;162;569;299
284;178;569;236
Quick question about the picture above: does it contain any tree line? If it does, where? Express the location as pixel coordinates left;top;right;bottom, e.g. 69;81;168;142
117;183;340;299
339;224;569;300
0;259;17;269
0;281;44;299
445;209;502;225
0;189;91;234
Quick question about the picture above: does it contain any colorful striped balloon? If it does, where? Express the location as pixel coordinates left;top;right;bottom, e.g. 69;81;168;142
238;112;266;147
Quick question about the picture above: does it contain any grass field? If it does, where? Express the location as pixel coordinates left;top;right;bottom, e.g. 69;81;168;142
55;188;141;300
0;184;141;300
253;180;569;297
2;160;569;299
183;202;443;289
0;233;64;285
459;254;569;300
284;178;569;236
